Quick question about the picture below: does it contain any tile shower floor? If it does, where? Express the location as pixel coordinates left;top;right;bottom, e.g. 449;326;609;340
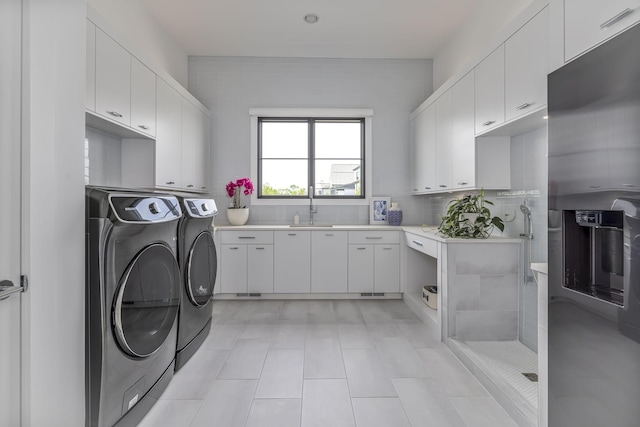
139;300;518;427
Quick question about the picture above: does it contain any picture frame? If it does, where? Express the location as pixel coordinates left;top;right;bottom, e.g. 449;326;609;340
369;197;390;224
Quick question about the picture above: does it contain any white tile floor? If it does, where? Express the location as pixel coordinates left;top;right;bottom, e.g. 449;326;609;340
139;300;518;427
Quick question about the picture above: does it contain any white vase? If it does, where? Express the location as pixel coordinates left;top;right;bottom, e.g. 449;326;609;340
227;208;249;226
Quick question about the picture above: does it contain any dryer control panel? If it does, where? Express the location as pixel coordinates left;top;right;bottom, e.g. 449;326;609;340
110;195;182;223
184;199;218;218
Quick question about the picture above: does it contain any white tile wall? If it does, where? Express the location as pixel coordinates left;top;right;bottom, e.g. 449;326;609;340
427;125;548;351
85;127;122;187
187;56;433;225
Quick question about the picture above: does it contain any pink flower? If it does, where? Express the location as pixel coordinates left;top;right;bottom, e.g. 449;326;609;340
226;177;254;208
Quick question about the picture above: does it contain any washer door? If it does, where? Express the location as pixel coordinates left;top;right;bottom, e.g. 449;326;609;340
113;243;180;358
186;231;217;307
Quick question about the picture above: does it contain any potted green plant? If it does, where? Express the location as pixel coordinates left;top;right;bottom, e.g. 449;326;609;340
437;190;505;238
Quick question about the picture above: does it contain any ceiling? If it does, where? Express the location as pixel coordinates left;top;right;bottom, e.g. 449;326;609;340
138;0;477;59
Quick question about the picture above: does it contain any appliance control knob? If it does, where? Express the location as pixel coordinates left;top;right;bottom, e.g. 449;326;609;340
202;203;209;212
149;202;160;214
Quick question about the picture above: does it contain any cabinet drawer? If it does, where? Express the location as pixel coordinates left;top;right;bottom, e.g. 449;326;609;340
221;230;274;244
348;231;399;245
405;232;438;258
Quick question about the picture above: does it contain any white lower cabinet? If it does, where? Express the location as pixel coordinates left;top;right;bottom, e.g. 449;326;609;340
274;231;311;293
311;231;348;293
220;231;274;294
348;231;400;294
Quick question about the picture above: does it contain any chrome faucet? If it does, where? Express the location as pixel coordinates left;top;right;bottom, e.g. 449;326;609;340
309;185;317;225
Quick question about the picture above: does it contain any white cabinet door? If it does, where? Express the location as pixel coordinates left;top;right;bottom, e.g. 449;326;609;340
374;245;400;293
475;45;505;134
220;244;247;294
181;99;198;191
86;19;96;111
348;245;374;293
95;28;130;126
130;57;156;137
248;245;274;294
410;104;436;193
274;231;311;293
311;231;348;293
565;0;640;61
505;6;549;122
435;90;453;191
155;78;182;188
451;71;475;190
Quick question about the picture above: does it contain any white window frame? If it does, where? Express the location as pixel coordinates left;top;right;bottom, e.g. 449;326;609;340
250;108;373;206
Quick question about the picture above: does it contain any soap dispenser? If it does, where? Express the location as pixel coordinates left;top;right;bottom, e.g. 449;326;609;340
293;212;300;225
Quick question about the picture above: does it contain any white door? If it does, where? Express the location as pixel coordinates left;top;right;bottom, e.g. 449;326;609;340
0;0;24;425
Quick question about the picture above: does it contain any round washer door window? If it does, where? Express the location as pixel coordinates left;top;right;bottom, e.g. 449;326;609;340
186;231;217;307
113;243;181;358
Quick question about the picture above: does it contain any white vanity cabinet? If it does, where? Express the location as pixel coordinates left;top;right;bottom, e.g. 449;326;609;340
474;45;505;134
130;57;156;137
505;6;549;122
348;231;400;293
274;230;311;293
220;230;274;294
564;0;640;62
95;27;130;127
311;231;348;293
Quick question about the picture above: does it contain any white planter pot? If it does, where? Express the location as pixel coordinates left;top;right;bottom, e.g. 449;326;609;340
227;208;249;226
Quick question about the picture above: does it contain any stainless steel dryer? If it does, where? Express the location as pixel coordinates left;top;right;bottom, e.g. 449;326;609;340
174;196;217;371
85;187;182;427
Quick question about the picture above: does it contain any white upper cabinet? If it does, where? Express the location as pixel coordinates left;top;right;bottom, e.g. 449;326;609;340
130;58;156;137
85;19;96;111
451;71;475;190
95;28;130;127
434;90;453;191
505;6;549;122
156;78;182;188
410;103;436;194
565;0;640;62
181;99;199;191
474;45;505;134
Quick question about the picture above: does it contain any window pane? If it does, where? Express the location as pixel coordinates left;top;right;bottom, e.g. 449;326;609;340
261;159;308;196
315;121;361;158
262;121;308;158
314;160;361;196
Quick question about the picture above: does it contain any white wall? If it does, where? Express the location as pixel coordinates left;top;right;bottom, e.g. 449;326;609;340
433;0;533;89
22;0;86;425
188;56;433;226
87;0;188;87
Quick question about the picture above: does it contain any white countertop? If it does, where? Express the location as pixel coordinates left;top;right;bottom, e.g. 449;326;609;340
216;224;522;243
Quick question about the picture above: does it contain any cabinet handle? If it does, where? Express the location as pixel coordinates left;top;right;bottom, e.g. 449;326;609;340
166;181;175;185
412;240;424;246
439;184;447;188
288;233;297;236
201;186;206;189
424;186;431;190
366;236;383;240
238;236;256;239
516;103;531;111
457;181;468;185
325;233;334;236
107;110;122;118
482;120;495;126
413;188;419;191
137;124;150;130
357;247;367;250
255;247;265;250
229;247;239;250
600;8;636;29
187;184;194;188
382;247;392;250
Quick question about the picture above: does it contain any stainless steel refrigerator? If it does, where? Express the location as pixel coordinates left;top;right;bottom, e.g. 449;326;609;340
547;22;640;427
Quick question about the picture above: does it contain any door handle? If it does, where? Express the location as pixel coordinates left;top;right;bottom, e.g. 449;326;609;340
0;280;23;301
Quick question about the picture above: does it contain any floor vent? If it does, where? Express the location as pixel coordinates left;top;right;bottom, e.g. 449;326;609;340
360;292;385;297
522;373;538;382
236;293;262;297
